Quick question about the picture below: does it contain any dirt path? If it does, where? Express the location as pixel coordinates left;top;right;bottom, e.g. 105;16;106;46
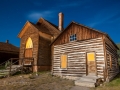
0;72;91;90
70;86;90;90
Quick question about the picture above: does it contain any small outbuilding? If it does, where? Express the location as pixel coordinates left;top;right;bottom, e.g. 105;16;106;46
0;40;19;64
51;21;119;82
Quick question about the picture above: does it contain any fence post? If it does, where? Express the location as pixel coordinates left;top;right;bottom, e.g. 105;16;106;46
21;58;24;74
32;58;34;72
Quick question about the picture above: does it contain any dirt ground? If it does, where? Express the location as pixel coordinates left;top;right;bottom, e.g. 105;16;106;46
0;71;90;90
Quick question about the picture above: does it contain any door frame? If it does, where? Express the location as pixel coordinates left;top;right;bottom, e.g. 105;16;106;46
86;51;97;76
24;37;33;65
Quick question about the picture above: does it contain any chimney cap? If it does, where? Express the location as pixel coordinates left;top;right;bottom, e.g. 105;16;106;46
59;12;63;14
6;40;9;43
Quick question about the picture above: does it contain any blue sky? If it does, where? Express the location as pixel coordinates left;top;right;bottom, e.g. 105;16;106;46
0;0;120;47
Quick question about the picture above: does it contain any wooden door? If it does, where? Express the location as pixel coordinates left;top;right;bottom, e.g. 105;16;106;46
87;52;96;75
24;37;33;65
24;48;32;65
25;48;32;58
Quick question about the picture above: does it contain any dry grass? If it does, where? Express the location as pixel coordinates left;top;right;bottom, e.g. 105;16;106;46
92;73;120;90
0;71;74;90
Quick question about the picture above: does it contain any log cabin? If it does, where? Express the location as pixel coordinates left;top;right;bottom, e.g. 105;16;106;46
0;40;19;64
18;18;60;72
51;13;119;84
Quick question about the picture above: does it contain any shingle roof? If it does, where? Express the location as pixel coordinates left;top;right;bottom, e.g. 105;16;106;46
30;22;53;35
0;42;19;53
18;18;60;38
35;18;60;36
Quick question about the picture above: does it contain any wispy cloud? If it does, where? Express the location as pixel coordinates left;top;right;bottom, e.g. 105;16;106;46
26;10;56;22
86;9;119;27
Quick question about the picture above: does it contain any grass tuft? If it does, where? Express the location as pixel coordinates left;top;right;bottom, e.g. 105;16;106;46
93;73;120;90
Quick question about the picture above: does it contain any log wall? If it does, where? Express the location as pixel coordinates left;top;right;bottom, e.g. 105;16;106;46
53;37;105;78
105;36;119;81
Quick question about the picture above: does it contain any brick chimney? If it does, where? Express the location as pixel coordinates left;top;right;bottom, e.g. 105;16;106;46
58;12;64;31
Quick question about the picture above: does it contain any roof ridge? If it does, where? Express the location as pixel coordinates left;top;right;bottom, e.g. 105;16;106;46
72;21;107;35
50;21;118;50
0;42;19;52
38;18;59;32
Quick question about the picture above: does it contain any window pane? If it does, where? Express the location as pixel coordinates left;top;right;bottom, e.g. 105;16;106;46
87;53;95;61
70;38;72;41
70;34;77;41
75;37;77;40
26;37;33;48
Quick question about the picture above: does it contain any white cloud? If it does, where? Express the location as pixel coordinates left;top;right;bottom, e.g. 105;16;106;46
87;22;98;27
26;10;55;22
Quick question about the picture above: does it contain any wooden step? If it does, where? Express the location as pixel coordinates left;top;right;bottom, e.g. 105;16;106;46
79;75;99;83
74;75;102;87
0;69;9;73
75;80;96;87
0;65;23;78
6;65;22;69
0;72;9;75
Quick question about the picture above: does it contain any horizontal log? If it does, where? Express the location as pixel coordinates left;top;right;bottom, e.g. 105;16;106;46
53;71;86;74
105;37;117;50
54;37;103;48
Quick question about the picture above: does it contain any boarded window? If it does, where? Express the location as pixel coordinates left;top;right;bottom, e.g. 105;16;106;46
87;52;95;61
26;37;33;49
61;54;67;68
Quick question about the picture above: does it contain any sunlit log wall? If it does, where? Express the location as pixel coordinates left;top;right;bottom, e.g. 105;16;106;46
53;37;105;78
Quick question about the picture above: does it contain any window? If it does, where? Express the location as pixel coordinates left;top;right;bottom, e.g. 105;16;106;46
61;54;67;68
70;34;77;41
26;37;33;49
87;52;95;61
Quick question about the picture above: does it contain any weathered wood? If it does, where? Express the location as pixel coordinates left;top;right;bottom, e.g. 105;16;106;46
18;18;60;72
53;37;105;78
54;23;103;45
104;36;119;81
